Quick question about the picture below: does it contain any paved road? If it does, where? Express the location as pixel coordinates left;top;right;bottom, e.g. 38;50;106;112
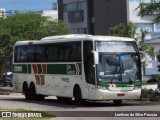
0;94;160;120
1;86;160;120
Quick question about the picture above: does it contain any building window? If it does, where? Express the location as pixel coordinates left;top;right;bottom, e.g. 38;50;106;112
141;0;152;3
129;0;140;3
63;1;87;12
70;28;87;34
155;23;160;32
68;10;84;22
135;23;153;33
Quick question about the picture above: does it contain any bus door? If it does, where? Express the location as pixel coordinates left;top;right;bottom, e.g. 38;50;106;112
87;57;96;99
83;41;96;99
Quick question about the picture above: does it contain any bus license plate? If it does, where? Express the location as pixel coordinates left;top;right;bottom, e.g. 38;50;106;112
117;93;125;97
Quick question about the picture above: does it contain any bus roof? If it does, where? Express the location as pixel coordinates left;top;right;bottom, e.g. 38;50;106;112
41;34;134;41
14;34;135;46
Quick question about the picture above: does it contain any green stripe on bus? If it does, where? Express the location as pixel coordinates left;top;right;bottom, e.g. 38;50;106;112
13;63;82;75
134;81;142;86
27;64;31;73
47;64;82;75
98;81;110;87
38;64;42;74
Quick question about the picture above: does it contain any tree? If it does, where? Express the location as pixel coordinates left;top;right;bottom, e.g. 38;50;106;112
0;11;69;73
137;2;160;23
157;51;160;71
137;1;160;72
109;22;136;38
108;22;155;59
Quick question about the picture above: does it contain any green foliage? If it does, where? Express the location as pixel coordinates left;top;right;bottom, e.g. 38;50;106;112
109;22;136;38
157;51;160;62
152;74;160;79
141;89;160;101
0;11;69;73
138;40;155;59
137;2;160;23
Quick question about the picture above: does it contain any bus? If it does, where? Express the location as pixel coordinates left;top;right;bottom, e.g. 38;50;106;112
13;34;142;105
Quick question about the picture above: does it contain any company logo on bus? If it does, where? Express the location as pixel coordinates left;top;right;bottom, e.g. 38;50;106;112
14;66;22;72
66;64;80;75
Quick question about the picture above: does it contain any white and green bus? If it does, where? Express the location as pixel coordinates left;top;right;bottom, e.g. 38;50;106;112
13;34;142;105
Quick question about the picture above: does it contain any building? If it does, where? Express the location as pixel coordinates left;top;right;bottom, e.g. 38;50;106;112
58;0;160;80
36;10;58;20
58;0;160;34
129;0;160;78
58;0;128;35
0;8;6;18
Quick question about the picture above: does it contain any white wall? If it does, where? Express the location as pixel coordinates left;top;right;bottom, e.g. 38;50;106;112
0;8;6;18
41;10;58;20
128;2;154;23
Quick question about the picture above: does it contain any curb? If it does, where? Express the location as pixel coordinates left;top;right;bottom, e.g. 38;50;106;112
0;92;10;95
10;93;23;96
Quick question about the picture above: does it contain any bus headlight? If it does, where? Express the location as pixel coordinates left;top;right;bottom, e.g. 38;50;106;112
98;86;109;90
133;86;141;90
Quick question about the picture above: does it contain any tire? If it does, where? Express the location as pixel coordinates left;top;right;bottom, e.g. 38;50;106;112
113;100;122;106
24;84;31;100
74;86;85;105
29;84;37;100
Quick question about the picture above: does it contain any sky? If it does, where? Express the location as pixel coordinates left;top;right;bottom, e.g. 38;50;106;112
0;0;56;12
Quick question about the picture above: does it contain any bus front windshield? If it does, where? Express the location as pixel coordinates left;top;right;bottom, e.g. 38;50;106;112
97;54;140;83
96;41;141;83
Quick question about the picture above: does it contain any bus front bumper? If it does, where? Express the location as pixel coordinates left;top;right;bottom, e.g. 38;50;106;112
94;89;141;100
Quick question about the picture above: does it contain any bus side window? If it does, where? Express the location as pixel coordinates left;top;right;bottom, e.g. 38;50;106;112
18;46;28;62
28;45;37;62
37;45;47;62
47;46;54;62
58;44;65;62
14;46;18;62
70;42;81;62
52;46;58;62
46;44;59;62
63;43;69;62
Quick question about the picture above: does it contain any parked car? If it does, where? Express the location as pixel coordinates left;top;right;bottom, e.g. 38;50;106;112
0;75;3;86
0;72;13;87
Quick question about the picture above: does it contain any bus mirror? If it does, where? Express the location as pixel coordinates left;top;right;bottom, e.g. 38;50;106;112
139;51;149;66
92;51;99;65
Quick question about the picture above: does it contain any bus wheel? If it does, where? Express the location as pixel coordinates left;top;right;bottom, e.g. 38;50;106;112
29;83;37;100
113;100;122;106
74;86;85;105
23;84;31;100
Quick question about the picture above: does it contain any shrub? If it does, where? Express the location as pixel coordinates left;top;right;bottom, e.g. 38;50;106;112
152;74;160;79
141;89;160;101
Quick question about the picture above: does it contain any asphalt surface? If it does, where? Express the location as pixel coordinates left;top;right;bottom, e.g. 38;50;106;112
0;86;160;120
